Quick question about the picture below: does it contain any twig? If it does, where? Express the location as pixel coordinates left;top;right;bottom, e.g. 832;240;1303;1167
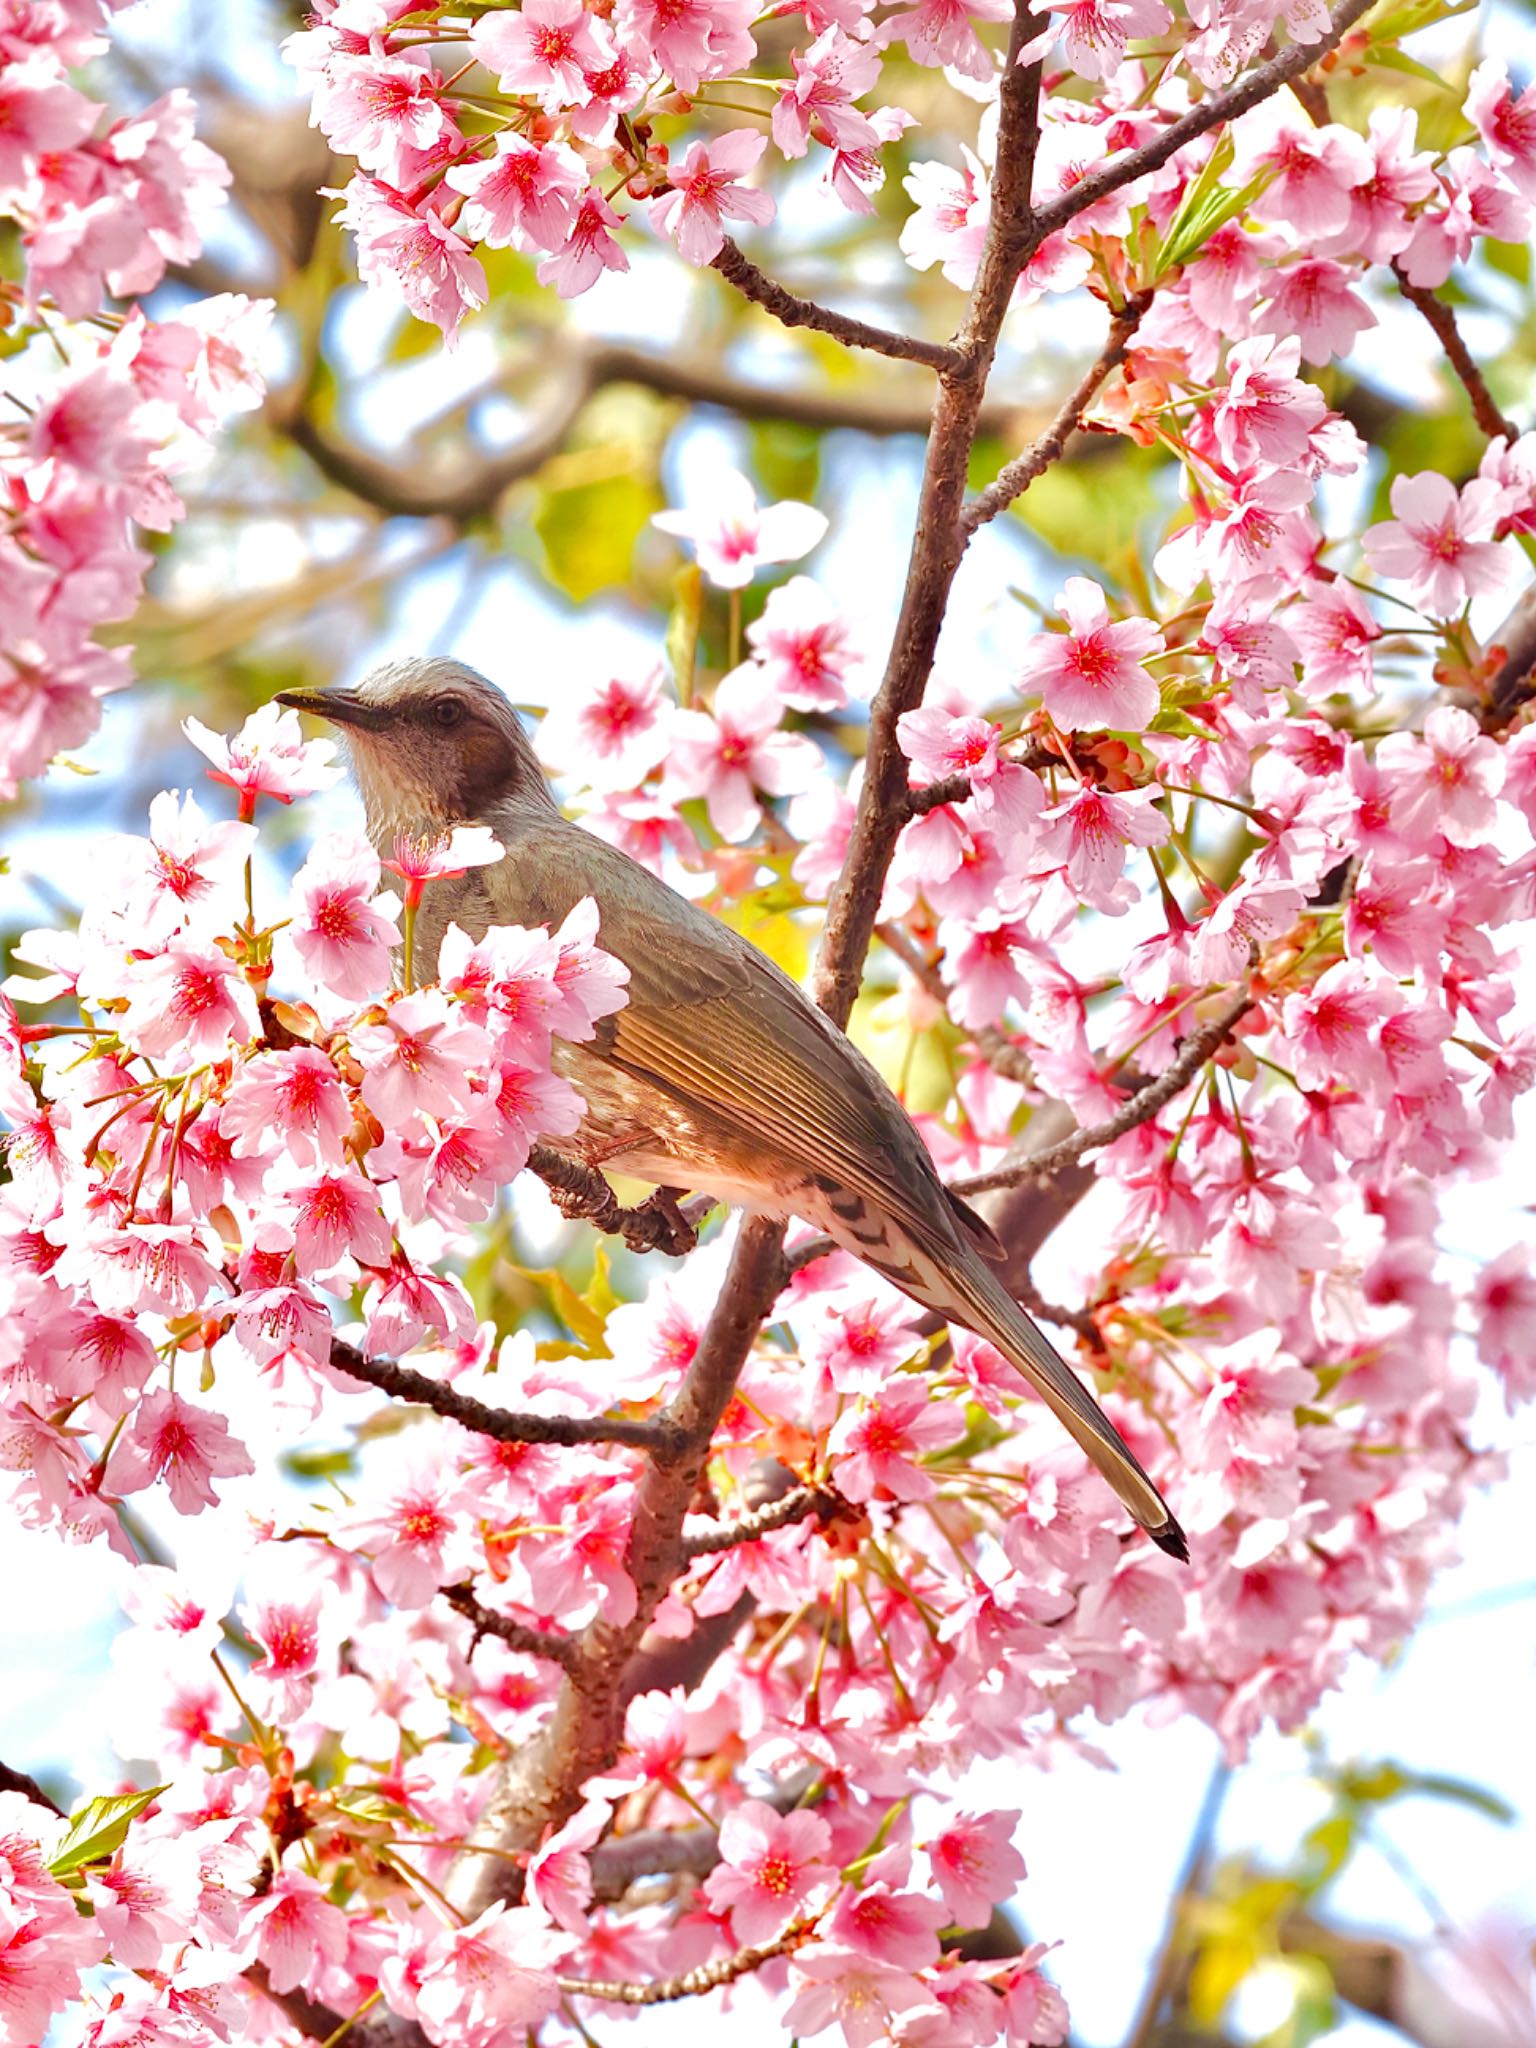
527;1145;697;1257
559;1923;811;2004
961;295;1150;533
951;986;1254;1196
897;743;1059;818
1391;264;1519;444
711;239;964;375
441;1586;580;1667
328;1340;669;1452
679;1481;841;1557
1029;0;1378;245
0;1760;64;1816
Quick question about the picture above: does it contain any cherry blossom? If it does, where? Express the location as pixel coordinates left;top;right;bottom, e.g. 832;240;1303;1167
655;469;828;589
649;129;775;265
1019;577;1163;731
665;662;822;839
703;1801;839;1942
1363;472;1513;617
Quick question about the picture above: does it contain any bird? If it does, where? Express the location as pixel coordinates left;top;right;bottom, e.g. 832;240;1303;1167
274;658;1187;1559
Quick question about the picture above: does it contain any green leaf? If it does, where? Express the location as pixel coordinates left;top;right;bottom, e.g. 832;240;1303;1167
49;1787;165;1876
1483;237;1532;286
1300;1811;1356;1891
1155;144;1272;275
1011;444;1163;573
749;419;823;507
1394;1769;1516;1824
1365;0;1476;39
283;1445;360;1482
1363;43;1459;85
535;464;662;603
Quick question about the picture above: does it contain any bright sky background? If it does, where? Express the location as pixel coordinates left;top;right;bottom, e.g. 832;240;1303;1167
3;2;1535;2042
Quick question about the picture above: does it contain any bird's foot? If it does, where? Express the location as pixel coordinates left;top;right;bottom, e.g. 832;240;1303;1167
623;1186;698;1259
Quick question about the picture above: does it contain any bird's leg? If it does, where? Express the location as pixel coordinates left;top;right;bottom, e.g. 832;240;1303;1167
628;1186;699;1259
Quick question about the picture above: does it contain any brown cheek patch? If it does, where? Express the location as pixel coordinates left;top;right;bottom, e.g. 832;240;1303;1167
454;730;517;818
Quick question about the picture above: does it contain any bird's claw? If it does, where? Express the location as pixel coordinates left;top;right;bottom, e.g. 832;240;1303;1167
623;1187;698;1258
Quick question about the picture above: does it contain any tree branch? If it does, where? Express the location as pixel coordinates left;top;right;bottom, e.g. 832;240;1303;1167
679;1480;840;1556
810;0;1050;1029
961;294;1150;534
441;1585;580;1668
328;1340;669;1451
559;1922;810;2004
951;986;1254;1196
1029;0;1378;246
711;238;965;375
1392;264;1519;444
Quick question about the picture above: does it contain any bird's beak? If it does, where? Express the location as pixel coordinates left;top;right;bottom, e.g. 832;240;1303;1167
274;687;388;732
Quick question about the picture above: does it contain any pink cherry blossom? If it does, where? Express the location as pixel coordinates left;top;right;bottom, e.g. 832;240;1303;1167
703;1800;838;1943
1019;577;1163;731
536;185;630;298
445;133;588;252
1363;472;1513;618
119;940;261;1061
655;468;828;589
649;128;775;264
383;823;505;910
351;991;490;1123
1466;58;1536;200
288;831;401;1000
108;1392;255;1513
829;1378;967;1500
747;576;860;711
536;666;670;787
665;662;822;839
184;703;339;820
926;1809;1027;1927
470;0;614;110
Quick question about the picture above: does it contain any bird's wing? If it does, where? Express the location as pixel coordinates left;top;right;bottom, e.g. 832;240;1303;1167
512;823;963;1251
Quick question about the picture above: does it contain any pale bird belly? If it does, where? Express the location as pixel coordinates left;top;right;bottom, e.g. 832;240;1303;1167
545;1041;791;1215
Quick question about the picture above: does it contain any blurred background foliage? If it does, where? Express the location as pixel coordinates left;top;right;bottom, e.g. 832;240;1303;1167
2;1;1535;2043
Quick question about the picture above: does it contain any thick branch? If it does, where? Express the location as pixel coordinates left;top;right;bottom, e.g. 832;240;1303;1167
1029;0;1378;245
1483;583;1536;727
275;359;592;523
961;294;1150;533
810;0;1049;1029
952;987;1254;1197
1392;264;1519;444
328;1340;668;1451
711;239;964;374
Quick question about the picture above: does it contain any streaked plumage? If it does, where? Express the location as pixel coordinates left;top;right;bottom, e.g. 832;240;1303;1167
275;659;1187;1558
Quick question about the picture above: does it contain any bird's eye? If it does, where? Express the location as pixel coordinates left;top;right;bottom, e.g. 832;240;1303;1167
430;695;466;730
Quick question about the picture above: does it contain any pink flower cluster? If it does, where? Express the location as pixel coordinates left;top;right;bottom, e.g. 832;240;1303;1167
0;705;627;1557
0;0;272;797
290;0;1001;332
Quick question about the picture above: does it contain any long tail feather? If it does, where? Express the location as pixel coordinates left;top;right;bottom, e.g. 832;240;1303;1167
859;1230;1188;1560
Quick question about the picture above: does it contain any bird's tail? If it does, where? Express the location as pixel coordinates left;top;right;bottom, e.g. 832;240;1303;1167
876;1235;1188;1560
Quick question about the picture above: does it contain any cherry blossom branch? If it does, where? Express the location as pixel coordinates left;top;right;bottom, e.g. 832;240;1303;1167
811;0;1050;1028
1391;263;1519;444
527;1145;698;1256
558;1922;810;2003
950;986;1255;1196
897;743;1059;817
1028;0;1378;245
711;238;965;374
441;1585;581;1668
960;294;1151;533
328;1340;669;1451
679;1480;840;1556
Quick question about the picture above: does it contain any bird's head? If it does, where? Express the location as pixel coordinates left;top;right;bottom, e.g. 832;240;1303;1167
275;657;556;845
